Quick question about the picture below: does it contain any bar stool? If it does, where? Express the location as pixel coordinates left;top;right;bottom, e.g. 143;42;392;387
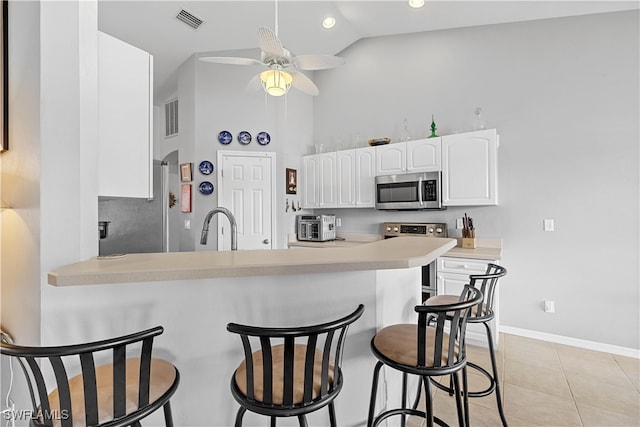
0;326;180;427
367;286;482;427
425;263;508;426
227;304;364;427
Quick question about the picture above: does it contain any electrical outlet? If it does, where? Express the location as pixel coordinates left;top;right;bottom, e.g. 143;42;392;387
544;300;555;313
336;218;342;227
543;219;554;232
456;218;464;229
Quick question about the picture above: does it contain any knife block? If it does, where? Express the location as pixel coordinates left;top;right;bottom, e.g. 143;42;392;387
461;237;477;249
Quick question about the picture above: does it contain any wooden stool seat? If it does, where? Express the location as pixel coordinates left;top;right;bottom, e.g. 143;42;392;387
426;295;488;317
234;343;335;405
373;324;458;368
46;358;177;427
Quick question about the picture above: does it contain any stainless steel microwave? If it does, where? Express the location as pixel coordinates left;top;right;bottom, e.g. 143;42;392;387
375;171;445;210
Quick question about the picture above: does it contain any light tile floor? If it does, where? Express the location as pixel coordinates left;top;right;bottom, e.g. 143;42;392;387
406;333;640;427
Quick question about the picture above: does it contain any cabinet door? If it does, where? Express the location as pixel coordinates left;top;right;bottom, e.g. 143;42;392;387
355;147;376;207
442;129;498;206
375;143;406;175
318;153;337;208
98;31;153;198
302;155;319;208
406;138;441;172
336;150;356;207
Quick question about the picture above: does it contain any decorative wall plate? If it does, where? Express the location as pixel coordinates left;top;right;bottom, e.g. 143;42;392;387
257;131;271;145
238;131;252;145
199;160;214;175
198;181;214;195
218;130;232;145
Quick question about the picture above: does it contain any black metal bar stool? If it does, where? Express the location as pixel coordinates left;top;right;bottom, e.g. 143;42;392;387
424;263;508;426
227;304;364;427
0;326;180;427
367;286;482;427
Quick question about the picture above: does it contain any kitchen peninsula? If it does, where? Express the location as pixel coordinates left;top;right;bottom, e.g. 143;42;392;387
47;237;456;426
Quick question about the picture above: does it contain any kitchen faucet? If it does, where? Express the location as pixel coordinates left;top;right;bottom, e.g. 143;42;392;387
200;207;238;250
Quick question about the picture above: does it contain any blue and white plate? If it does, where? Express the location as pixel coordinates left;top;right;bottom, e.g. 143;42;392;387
238;131;252;145
199;160;214;175
198;181;214;195
218;130;232;145
256;131;271;145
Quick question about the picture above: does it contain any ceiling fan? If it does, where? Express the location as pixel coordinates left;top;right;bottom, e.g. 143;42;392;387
199;3;344;97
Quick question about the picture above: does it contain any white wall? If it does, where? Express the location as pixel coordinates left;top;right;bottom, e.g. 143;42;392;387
312;11;639;350
175;52;314;250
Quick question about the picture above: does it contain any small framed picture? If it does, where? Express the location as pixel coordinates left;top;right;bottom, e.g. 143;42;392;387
180;184;192;213
286;168;297;195
180;163;193;182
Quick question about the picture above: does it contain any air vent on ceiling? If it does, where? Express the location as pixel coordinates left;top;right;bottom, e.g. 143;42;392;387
176;9;204;29
165;99;179;138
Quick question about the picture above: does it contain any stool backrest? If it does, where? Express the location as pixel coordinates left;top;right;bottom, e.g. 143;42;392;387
0;326;169;427
227;304;364;407
468;263;507;320
414;285;482;370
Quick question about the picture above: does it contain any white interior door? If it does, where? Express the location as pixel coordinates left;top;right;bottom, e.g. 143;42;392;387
217;151;275;250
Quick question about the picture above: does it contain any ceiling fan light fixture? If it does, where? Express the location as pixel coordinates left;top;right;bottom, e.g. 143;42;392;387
408;0;425;8
322;16;336;29
260;69;293;96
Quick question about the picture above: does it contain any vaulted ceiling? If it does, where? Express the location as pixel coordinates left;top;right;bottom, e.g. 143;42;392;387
97;1;638;101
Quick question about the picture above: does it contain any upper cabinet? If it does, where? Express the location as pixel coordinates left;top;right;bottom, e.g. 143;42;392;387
375;138;441;176
336;147;376;208
98;32;153;198
302;129;499;209
441;129;498;206
304;147;375;209
303;152;337;209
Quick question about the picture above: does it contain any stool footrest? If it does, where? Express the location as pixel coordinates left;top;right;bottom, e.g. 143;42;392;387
429;361;497;398
371;408;450;427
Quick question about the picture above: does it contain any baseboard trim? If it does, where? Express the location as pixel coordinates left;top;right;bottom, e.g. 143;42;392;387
500;326;640;359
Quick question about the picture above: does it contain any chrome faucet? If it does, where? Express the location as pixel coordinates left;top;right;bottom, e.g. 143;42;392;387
200;207;238;250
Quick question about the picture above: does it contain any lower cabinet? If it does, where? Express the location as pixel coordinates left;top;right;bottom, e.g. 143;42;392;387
436;256;500;346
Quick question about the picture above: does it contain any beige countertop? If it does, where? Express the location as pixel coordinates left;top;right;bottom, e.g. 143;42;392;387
48;236;457;287
288;235;502;261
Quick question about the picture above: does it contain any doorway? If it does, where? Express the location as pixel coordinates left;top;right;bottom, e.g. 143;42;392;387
217;151;276;250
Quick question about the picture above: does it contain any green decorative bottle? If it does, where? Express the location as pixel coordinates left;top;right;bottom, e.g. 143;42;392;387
428;115;438;138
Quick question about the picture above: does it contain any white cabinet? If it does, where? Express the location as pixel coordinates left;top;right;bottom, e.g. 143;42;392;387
302;153;336;208
437;256;500;346
375;143;406;175
336;147;376;208
98;31;153;198
305;148;374;209
442;129;498;206
406;138;441;172
375;138;442;176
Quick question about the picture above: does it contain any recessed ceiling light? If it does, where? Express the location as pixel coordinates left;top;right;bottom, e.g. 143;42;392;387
322;16;336;29
408;0;425;8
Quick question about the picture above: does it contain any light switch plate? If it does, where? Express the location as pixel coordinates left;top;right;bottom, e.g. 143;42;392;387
184;219;191;230
543;219;554;232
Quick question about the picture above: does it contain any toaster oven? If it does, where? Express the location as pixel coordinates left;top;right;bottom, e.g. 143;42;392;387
297;214;336;242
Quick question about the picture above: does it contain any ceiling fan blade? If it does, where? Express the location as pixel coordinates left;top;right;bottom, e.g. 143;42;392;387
246;73;263;93
292;54;345;71
199;56;264;66
257;26;285;58
290;71;319;96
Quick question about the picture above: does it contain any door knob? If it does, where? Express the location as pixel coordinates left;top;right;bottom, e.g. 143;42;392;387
263;239;270;244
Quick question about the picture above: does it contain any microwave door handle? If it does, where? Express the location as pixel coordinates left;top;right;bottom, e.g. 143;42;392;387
418;177;424;206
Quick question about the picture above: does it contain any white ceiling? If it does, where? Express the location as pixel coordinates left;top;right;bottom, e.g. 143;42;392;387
97;0;639;101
